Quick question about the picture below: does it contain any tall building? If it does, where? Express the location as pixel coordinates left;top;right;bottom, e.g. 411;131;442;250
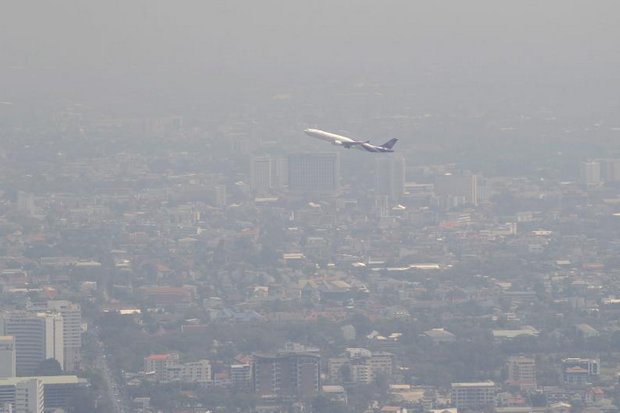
451;381;496;410
253;352;320;400
579;160;601;187
506;355;536;390
434;172;479;208
288;153;340;194
45;302;81;372
0;312;63;377
374;155;406;204
599;158;620;182
0;337;16;378
251;156;274;195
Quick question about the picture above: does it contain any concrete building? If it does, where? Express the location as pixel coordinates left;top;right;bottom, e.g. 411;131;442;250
599;158;620;182
45;301;81;372
374;155;406;204
252;352;320;400
327;348;394;384
435;172;479;208
562;358;599;386
506;355;536;390
0;376;83;413
251;156;274;195
451;381;496;410
144;354;211;383
0;312;64;376
0;378;44;413
288;153;340;194
143;353;179;382
231;364;252;389
0;337;16;378
579;160;601;187
179;360;211;383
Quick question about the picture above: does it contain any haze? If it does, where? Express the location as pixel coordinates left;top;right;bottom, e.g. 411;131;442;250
1;1;619;118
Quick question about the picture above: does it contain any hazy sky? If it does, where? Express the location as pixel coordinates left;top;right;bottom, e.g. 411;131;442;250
1;1;619;115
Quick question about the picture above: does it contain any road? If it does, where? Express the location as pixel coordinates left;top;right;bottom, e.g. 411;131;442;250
92;328;129;413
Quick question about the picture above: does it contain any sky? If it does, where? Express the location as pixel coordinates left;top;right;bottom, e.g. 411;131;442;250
0;1;619;117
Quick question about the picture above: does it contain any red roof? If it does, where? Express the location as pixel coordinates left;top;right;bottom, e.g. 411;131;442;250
145;354;170;361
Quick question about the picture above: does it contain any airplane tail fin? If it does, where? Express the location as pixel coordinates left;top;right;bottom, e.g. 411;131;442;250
380;138;398;149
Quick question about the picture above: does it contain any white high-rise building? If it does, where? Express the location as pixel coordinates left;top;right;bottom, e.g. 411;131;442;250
0;312;63;376
45;302;81;372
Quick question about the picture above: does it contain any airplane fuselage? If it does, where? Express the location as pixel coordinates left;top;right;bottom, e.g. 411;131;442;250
304;129;357;145
304;128;396;153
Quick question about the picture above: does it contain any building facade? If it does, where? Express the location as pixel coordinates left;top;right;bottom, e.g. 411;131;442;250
0;312;64;376
0;336;16;378
288;153;340;194
45;301;82;372
451;381;496;410
253;352;320;400
506;355;536;390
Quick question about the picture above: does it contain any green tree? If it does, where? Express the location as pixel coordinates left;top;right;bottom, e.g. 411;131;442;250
35;358;62;376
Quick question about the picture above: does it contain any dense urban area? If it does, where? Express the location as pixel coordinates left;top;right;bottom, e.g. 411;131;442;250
2;2;620;413
2;82;620;413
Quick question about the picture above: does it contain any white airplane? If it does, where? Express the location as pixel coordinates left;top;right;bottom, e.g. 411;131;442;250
304;128;398;153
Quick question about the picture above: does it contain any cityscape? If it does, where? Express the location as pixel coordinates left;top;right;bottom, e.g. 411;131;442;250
1;2;620;413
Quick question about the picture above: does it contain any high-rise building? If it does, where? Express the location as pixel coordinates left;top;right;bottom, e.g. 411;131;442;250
599;158;620;182
506;355;536;390
251;156;274;195
44;302;81;372
288;153;340;194
374;155;406;204
451;381;496;410
253;352;320;400
579;160;601;187
0;337;16;378
435;172;479;208
0;312;63;377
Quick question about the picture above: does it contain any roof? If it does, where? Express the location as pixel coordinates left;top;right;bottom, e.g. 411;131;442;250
451;380;496;388
145;354;171;361
0;376;82;386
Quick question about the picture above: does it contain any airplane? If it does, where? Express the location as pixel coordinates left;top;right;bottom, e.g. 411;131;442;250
304;128;398;153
